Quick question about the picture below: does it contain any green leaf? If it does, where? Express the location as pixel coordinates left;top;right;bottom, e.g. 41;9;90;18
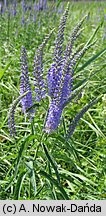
56;135;80;163
86;19;104;46
40;170;69;200
43;143;60;184
14;171;26;200
5;135;36;192
60;169;97;186
73;64;106;91
77;48;106;73
26;161;37;196
0;61;12;80
16;134;37;171
56;0;63;8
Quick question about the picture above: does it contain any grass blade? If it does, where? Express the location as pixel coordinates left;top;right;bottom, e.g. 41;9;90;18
14;171;26;200
0;61;12;80
43;143;60;184
40;170;69;200
77;48;106;73
26;161;37;197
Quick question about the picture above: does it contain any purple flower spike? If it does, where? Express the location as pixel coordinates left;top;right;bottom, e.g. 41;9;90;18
21;15;25;25
48;4;69;99
33;30;54;102
43;0;47;10
54;3;69;64
67;98;99;138
33;48;46;102
4;0;7;7
20;46;33;115
34;2;37;11
45;4;91;134
45;101;62;134
22;0;25;12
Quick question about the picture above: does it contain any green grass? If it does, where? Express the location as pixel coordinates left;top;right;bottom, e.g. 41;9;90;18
0;1;106;200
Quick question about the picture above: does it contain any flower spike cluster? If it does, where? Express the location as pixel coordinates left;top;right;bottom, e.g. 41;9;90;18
48;3;70;98
8;4;98;138
33;29;54;102
45;4;71;133
64;15;87;59
20;46;33;115
45;6;92;134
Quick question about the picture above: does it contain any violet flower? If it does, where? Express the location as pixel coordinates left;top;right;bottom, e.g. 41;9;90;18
20;46;33;115
8;4;97;138
33;30;54;102
67;98;99;139
21;15;25;25
12;1;17;16
45;5;91;134
4;0;7;7
47;3;69;98
43;0;47;10
45;101;63;133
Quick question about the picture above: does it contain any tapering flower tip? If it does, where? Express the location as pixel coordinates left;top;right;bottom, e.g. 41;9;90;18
71;42;92;67
22;0;26;12
47;4;70;100
61;43;89;89
39;0;43;10
33;30;54;102
40;29;54;51
64;15;87;59
43;0;47;10
4;0;7;7
45;101;62;134
34;2;37;11
12;1;17;16
33;50;46;102
21;15;25;25
67;98;99;138
20;46;33;115
54;3;69;63
0;3;2;12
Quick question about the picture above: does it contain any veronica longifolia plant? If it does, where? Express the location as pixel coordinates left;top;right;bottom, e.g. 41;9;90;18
45;4;93;134
8;3;100;138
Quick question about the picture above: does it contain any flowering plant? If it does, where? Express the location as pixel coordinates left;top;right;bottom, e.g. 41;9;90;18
8;3;103;139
